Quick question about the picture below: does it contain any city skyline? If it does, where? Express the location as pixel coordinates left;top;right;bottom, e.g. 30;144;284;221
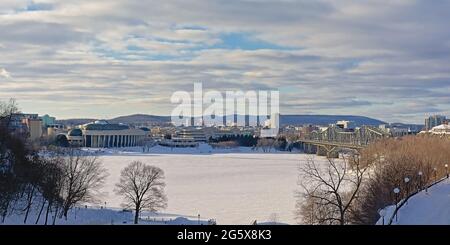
1;1;450;123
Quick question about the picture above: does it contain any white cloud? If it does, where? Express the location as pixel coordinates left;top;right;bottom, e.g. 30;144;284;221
0;68;11;79
0;1;449;123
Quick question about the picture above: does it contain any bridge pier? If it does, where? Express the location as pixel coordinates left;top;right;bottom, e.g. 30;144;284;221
327;150;339;159
303;143;316;154
316;146;327;156
303;143;309;153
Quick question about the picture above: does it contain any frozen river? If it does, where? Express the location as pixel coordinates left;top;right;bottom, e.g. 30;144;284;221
94;147;327;224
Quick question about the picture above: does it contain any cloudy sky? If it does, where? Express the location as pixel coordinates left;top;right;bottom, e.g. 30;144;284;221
1;0;449;123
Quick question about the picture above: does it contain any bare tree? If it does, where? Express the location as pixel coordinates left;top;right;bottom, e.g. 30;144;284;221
296;189;337;225
0;98;18;126
37;158;64;225
297;156;366;225
0;175;17;223
0;99;23;223
20;155;43;224
115;161;167;224
257;138;275;152
58;149;108;219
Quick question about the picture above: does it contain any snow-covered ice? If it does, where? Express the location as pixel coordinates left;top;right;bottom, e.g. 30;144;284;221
1;144;330;225
84;144;323;225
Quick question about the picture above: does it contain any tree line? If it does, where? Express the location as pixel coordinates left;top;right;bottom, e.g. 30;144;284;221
0;100;167;225
210;134;295;152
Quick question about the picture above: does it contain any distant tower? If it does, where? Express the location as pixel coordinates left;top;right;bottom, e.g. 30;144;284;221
425;115;446;130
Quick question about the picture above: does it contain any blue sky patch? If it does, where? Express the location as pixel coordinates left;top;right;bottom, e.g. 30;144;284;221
211;33;292;50
25;2;53;12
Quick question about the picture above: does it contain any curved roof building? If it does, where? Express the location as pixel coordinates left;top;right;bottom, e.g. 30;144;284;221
71;121;149;148
68;128;83;137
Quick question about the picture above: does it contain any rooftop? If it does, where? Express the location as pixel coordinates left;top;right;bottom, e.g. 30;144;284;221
82;120;130;131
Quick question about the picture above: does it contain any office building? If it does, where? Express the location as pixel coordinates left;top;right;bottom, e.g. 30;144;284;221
425;115;446;131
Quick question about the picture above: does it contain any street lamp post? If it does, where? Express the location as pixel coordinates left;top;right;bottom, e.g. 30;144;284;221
418;171;423;191
404;177;410;204
393;187;400;222
433;167;438;182
445;164;449;178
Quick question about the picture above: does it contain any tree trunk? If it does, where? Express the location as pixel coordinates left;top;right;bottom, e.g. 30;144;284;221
134;206;140;224
24;204;30;224
53;205;59;225
64;209;69;220
44;202;52;225
36;200;46;224
1;201;10;223
1;210;6;223
62;201;71;220
24;188;35;224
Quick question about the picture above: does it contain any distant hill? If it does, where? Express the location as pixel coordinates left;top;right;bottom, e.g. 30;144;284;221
57;114;171;127
109;114;171;125
56;118;96;126
280;115;386;127
58;114;387;127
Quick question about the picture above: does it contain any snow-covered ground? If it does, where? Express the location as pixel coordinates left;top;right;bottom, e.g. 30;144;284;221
80;144;323;225
2;206;211;225
377;178;450;225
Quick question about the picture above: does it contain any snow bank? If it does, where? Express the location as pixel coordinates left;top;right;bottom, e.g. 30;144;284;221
1;206;210;225
377;179;450;225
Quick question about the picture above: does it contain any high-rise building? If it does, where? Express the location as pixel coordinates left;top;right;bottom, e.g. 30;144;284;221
22;118;43;141
425;115;447;131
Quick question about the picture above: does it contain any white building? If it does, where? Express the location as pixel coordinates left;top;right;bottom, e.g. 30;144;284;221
175;127;208;142
428;124;450;135
379;124;410;137
71;120;149;148
159;137;199;148
336;120;355;130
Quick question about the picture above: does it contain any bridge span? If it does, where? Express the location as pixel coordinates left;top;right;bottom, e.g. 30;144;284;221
296;139;365;158
295;125;390;158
